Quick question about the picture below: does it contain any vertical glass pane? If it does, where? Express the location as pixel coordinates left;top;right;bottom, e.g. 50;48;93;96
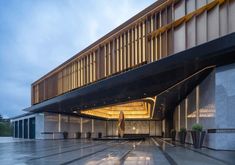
187;88;197;129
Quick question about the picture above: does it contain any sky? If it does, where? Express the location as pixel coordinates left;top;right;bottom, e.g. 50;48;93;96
0;0;156;118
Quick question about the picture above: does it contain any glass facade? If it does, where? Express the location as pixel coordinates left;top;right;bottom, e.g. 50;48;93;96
174;71;216;130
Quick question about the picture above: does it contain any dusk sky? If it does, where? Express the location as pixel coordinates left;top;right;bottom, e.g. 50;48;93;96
0;0;155;118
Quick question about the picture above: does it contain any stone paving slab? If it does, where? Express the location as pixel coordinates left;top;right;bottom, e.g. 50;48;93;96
154;138;235;165
0;137;234;165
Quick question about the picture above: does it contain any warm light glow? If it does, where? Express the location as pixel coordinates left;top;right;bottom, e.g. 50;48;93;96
45;115;58;121
187;105;215;118
80;98;155;119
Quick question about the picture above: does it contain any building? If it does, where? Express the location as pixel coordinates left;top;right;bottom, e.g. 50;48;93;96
11;0;235;150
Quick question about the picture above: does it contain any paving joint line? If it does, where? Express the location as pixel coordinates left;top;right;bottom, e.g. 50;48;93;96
60;141;129;165
152;138;177;165
28;141;114;161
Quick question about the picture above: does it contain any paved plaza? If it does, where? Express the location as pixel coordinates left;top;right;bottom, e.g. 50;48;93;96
0;137;234;165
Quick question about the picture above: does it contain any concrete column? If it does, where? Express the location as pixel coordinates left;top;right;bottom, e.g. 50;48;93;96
105;121;107;136
92;119;94;133
58;114;61;132
185;98;188;129
162;119;165;136
178;105;180;131
196;85;200;123
80;118;83;133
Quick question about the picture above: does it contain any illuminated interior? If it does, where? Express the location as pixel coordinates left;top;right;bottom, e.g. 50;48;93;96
187;104;215;118
80;98;155;119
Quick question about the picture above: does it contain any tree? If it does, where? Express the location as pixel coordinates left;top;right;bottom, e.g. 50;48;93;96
0;114;12;136
0;122;12;136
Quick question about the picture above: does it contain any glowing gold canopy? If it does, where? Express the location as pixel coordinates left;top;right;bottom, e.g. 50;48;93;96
80;97;155;119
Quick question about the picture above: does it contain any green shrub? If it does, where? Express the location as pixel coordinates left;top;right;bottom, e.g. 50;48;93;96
192;123;203;132
180;128;187;132
0;122;12;136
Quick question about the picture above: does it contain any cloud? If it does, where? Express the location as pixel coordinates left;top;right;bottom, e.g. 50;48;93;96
0;0;155;118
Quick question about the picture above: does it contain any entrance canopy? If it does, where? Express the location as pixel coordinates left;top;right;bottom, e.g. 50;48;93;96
80;98;155;119
26;33;235;120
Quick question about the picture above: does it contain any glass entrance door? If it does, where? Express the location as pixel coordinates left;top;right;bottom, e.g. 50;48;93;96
24;119;28;139
29;117;35;139
19;120;23;138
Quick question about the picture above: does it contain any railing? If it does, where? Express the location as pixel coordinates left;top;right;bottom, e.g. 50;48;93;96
207;129;235;133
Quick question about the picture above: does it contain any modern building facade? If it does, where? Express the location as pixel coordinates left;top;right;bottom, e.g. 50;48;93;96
12;0;235;150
